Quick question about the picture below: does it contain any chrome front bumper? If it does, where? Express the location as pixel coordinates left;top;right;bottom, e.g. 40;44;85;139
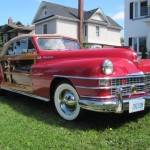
79;94;150;113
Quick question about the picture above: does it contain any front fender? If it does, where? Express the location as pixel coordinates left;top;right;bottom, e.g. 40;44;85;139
112;58;142;76
139;59;150;73
31;58;143;99
32;58;142;79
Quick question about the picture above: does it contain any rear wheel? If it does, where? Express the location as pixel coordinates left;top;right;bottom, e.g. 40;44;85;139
54;83;80;121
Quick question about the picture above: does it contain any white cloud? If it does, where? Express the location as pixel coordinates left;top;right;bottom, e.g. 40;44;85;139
111;11;124;20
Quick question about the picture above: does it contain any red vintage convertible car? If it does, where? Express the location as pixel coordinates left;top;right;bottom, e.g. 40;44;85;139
0;34;150;120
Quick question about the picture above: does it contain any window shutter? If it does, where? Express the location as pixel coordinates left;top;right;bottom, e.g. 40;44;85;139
130;2;133;19
129;38;132;46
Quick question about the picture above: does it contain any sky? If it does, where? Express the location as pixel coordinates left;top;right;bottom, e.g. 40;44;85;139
0;0;124;36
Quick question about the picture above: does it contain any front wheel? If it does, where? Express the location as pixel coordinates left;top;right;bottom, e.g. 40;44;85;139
54;83;80;121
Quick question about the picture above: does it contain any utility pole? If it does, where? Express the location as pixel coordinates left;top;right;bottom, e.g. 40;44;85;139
78;0;84;45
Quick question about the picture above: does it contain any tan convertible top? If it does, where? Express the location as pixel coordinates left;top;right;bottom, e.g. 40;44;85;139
0;34;77;59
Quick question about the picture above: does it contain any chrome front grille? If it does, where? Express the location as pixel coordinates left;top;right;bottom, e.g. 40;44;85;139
127;77;144;85
111;77;144;86
111;74;150;96
111;85;145;96
145;75;150;83
145;74;150;91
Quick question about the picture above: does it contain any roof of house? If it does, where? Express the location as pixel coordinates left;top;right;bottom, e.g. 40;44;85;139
84;8;99;20
44;1;79;19
33;1;122;29
106;16;122;28
1;23;34;34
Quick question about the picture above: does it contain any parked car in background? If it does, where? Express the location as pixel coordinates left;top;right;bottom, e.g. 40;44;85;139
0;34;150;121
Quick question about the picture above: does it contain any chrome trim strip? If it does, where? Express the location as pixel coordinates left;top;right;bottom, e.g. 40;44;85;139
34;73;44;76
76;83;146;90
113;83;146;87
1;87;50;102
142;72;150;75
80;95;115;99
80;92;146;100
120;91;146;96
127;72;144;76
54;75;110;80
54;73;150;80
76;86;111;90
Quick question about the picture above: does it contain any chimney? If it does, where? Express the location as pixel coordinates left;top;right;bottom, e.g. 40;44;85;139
78;0;84;45
8;17;13;25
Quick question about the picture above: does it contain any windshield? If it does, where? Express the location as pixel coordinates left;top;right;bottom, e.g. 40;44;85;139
37;38;81;51
63;39;81;50
37;38;66;50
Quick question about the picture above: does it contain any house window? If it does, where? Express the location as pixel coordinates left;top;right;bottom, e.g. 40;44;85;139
96;26;100;37
140;1;148;16
133;37;138;52
134;2;139;18
131;37;146;54
44;10;47;16
84;25;88;36
130;2;133;19
139;37;146;52
43;24;47;34
3;34;8;43
130;1;148;19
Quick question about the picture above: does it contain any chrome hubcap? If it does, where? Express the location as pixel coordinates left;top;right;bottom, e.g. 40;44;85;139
59;90;77;115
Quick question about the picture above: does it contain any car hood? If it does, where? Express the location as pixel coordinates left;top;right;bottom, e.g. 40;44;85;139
39;48;138;62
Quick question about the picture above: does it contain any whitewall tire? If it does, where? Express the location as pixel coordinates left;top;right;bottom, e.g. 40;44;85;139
54;83;80;121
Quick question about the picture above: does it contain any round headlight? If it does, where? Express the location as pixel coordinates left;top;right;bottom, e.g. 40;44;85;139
102;59;114;75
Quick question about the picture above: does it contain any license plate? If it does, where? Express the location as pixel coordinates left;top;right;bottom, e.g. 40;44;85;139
129;99;145;113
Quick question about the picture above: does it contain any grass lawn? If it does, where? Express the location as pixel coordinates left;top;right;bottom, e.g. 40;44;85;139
0;92;150;150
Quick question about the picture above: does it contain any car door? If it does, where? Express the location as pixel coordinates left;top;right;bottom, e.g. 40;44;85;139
1;38;36;94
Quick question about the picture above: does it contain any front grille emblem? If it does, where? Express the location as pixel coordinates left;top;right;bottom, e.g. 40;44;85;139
122;79;126;85
131;85;137;94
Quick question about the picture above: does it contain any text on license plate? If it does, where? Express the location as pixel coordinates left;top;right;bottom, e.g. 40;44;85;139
129;99;145;113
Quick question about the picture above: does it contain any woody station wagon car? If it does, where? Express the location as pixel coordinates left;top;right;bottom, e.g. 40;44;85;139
0;34;150;121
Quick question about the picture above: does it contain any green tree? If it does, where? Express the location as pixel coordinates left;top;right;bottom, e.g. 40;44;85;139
120;37;124;44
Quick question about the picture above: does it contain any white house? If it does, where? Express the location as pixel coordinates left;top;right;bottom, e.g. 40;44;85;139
125;0;150;57
32;1;122;48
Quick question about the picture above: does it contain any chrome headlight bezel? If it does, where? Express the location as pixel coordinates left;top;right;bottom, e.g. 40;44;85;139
102;59;114;75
